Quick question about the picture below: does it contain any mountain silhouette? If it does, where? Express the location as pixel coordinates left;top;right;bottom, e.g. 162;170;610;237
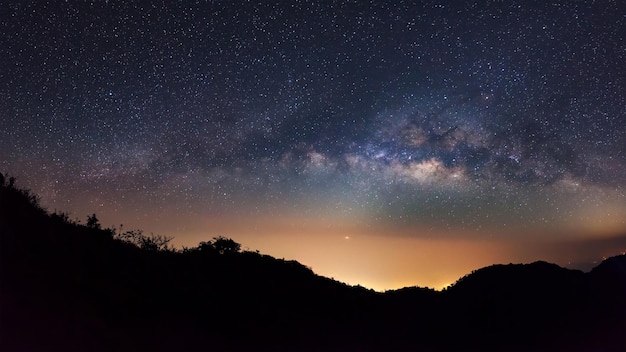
1;175;625;351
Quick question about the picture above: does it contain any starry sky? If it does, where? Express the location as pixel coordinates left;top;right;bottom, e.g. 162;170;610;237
1;0;625;290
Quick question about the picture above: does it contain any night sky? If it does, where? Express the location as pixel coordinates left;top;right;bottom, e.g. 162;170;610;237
2;1;625;290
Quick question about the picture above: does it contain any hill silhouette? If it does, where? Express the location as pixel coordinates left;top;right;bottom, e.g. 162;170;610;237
1;175;625;351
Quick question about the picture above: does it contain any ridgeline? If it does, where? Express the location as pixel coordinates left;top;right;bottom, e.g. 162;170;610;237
1;175;624;351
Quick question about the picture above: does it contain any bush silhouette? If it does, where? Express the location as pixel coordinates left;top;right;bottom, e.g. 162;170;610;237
212;236;241;254
86;213;101;229
115;229;173;251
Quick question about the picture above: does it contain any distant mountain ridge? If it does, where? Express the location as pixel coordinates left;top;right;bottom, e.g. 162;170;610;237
1;176;625;351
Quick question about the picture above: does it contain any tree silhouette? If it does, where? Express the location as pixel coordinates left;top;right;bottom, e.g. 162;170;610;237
86;213;101;229
212;236;241;254
197;240;218;254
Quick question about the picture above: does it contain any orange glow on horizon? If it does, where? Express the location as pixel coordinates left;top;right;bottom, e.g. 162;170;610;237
96;206;626;292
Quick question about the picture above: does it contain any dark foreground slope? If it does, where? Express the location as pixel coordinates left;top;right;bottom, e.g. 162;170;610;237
1;180;625;351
